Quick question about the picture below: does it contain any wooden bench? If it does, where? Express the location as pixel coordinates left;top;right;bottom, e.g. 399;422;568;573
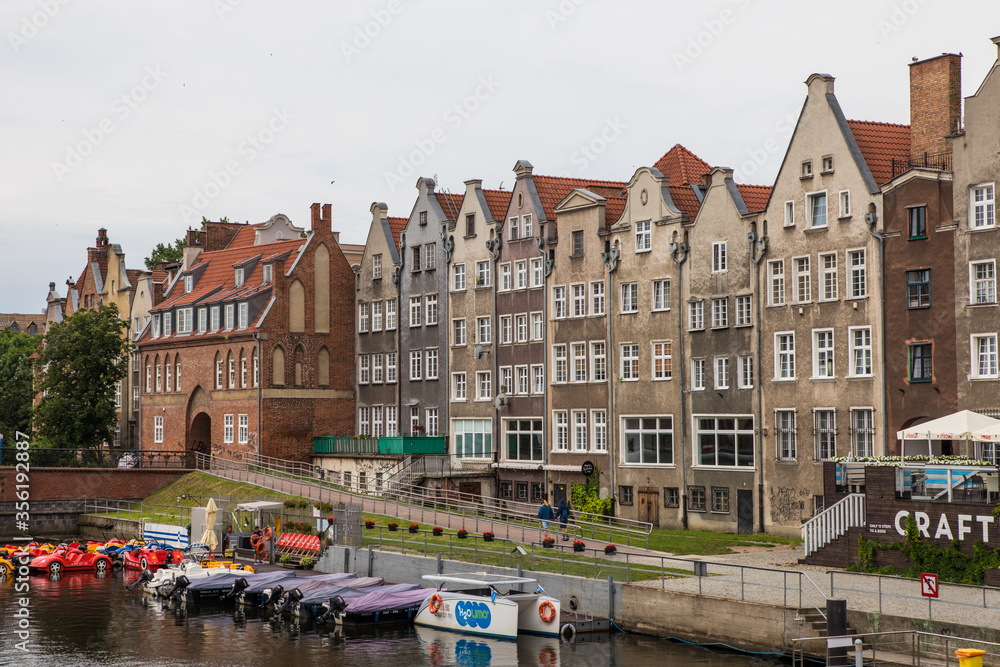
275;532;321;565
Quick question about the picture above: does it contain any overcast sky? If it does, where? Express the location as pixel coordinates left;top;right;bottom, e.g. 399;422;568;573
3;1;999;314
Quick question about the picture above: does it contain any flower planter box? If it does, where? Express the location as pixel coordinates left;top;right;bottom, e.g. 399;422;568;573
432;528;443;537
387;524;398;532
482;534;495;542
542;540;555;549
457;531;468;539
364;522;375;530
604;546;617;555
408;526;419;534
573;542;586;553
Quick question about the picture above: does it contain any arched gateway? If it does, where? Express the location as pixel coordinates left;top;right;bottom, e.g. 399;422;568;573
186;386;212;459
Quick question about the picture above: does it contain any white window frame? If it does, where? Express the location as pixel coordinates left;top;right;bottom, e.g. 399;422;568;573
359;354;370;384
775;332;796;380
500;366;512;395
425;348;438;380
571;342;587;383
553;345;567;384
572;410;588;451
738;355;754;389
691;359;705;391
509;216;520;241
499;315;512;344
783;200;795;227
515;314;528;343
621;283;638;314
839;189;851;218
515;365;529;395
850;408;875;457
971;260;997;305
820;252;838;301
620;343;639;381
806;190;828;228
635;220;651;252
590;280;605;315
476;260;491;288
688;300;704;331
592;410;607;452
814;409;837;460
793;256;811;303
712;242;727;273
848;249;866;299
776;410;796;460
531;364;545;394
531;257;544;287
554;411;569;451
359;302;370;333
531;312;543;341
372;301;383;331
385;299;397;330
590;341;606;382
735;295;751;326
571;283;586;317
452;263;466;291
238;414;249;444
972;184;996;229
499;263;511;292
198;308;207;334
710;298;728;328
409;296;421;327
372;253;382;280
849;326;873;377
552;285;567;319
453;318;466;346
812;329;835;379
154;416;163;443
972;334;999;379
423;243;436;270
714;356;729;390
652;341;672;380
425;294;438;326
769;260;785;306
653;279;670;312
477;371;491;400
409;350;422;381
477;316;491;344
515;260;527;289
224;414;234;444
386;352;397;383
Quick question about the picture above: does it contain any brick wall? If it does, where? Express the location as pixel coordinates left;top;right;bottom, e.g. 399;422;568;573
909;53;961;159
0;468;189;502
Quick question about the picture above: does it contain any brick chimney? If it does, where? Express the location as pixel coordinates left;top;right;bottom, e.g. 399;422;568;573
909;53;962;160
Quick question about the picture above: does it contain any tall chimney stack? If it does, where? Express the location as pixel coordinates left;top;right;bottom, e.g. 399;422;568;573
909;53;962;160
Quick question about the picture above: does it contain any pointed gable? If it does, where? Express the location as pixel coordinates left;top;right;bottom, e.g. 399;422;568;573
653;144;712;186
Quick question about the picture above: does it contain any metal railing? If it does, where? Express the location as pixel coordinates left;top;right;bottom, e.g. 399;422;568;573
792;630;1000;667
3;448;194;469
197;452;653;548
891;150;953;178
829;570;1000;622
359;527;827;619
313;436;379;455
801;493;865;557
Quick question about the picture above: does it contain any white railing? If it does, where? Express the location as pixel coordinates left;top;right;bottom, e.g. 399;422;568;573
801;493;865;557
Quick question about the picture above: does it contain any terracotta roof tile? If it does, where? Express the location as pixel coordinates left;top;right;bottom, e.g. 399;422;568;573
653;145;712;186
226;224;258;248
151;270;168;284
125;269;142;287
387;217;407;251
435;192;465;221
532;175;626;222
846;120;911;187
736;184;772;213
143;236;307;342
668;185;703;220
604;196;626;225
483;189;513;221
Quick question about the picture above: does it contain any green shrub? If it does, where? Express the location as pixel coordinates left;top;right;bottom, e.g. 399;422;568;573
570;466;614;517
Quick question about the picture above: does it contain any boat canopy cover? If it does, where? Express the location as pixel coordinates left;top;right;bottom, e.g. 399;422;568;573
186;570;297;591
345;586;431;613
240;570;302;593
299;584;379;605
421;573;538;590
235;501;286;511
278;573;358;596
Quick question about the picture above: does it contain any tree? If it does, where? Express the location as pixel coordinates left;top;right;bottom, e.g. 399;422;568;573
0;329;41;450
144;237;186;270
35;302;133;449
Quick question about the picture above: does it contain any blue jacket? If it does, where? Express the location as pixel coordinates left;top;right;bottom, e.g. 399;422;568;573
538;503;553;520
558;501;569;522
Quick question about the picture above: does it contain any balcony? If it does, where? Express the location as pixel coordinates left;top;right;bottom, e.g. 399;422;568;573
313;435;446;456
891;151;952;179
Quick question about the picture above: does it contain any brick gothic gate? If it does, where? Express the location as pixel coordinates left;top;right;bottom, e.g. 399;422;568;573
186;386;212;457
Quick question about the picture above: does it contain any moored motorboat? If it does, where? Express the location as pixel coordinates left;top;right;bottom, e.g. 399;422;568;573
414;574;561;640
323;584;432;626
182;571;297;605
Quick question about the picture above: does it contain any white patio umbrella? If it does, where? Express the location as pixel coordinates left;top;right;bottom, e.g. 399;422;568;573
896;410;1000;457
200;497;219;552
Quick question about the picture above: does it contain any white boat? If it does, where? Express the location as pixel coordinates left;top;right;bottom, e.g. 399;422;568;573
414;573;561;640
138;561;246;596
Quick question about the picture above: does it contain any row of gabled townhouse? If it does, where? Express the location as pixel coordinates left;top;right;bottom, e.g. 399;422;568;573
352;41;1000;537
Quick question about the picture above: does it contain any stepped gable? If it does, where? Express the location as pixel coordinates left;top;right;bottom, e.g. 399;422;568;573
435;192;465;221
653;144;712;186
736;184;772;213
387;217;407;252
483;189;513;221
532;175;627;224
846;119;912;186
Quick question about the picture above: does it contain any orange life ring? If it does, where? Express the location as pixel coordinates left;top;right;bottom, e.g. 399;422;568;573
262;526;273;541
250;534;263;549
538;600;556;624
428;593;442;614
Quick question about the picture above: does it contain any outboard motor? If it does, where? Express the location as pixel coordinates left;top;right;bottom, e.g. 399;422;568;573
272;587;303;615
314;595;348;625
259;584;284;608
220;576;250;602
125;568;155;591
166;575;192;602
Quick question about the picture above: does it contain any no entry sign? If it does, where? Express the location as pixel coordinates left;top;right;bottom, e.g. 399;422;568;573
920;572;939;598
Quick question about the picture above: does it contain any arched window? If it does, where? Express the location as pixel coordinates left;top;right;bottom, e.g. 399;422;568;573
165;355;172;392
272;346;285;386
252;348;259;387
145;356;152;393
294;345;305;386
314;243;330;333
28;324;36;334
240;349;247;388
10;323;18;333
289;280;305;332
227;351;236;389
215;352;223;389
317;347;330;387
155;355;162;392
175;355;182;391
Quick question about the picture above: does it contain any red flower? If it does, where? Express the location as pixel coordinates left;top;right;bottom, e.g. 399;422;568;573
605;544;616;549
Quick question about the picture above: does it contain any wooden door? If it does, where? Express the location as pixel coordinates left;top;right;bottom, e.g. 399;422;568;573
637;486;659;527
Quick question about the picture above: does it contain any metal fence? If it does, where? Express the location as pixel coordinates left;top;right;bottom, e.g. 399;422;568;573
2;448;194;468
792;630;1000;667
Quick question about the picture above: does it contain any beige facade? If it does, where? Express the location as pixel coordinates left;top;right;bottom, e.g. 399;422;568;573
760;74;892;535
952;39;1000;425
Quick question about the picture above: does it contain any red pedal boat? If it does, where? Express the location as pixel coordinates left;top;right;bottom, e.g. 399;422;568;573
122;545;184;571
28;547;112;575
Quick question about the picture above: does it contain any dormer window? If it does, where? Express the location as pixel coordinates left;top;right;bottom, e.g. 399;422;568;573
234;268;245;288
152;314;161;338
802;161;813;178
184;275;193;294
262;264;273;284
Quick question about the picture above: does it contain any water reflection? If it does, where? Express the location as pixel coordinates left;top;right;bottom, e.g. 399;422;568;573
0;571;777;666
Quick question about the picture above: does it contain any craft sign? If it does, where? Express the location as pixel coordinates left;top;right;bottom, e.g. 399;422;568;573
921;572;939;598
893;510;996;542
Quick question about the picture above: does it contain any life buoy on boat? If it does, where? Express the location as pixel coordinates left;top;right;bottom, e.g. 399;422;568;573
538;600;556;624
428;593;442;614
262;526;273;541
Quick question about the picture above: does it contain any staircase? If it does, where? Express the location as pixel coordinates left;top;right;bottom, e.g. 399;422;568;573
801;493;865;558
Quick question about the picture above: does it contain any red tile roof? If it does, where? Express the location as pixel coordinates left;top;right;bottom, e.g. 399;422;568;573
226;224;258;248
653;144;711;186
846;120;911;187
668;185;703;220
151;270;169;285
143;236;307;341
387;217;407;252
604;196;626;225
125;269;142;288
736;184;772;213
483;189;513;221
532;175;626;222
435;192;465;220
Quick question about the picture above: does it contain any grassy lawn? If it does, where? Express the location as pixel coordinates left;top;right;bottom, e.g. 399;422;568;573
646;528;799;555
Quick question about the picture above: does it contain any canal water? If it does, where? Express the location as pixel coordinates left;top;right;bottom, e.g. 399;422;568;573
0;570;783;666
